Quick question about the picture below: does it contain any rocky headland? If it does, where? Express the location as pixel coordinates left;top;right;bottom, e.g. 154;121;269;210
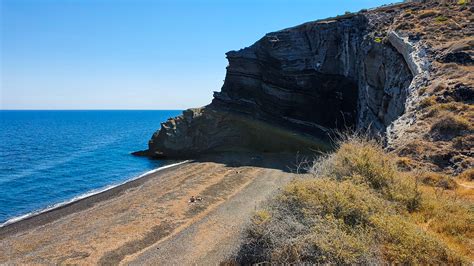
139;0;473;174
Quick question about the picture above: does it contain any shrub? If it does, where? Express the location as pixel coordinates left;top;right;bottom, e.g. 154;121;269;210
251;210;271;226
430;111;471;135
420;96;437;109
371;214;463;264
419;172;457;189
311;135;421;211
458;168;474;181
453;135;474;149
237;177;464;264
397;139;427;157
308;219;376;264
413;190;474;256
311;136;395;188
417;86;427;96
435;15;449;23
431;82;447;93
427;103;472;118
425;106;441;117
439;102;465;112
237;179;383;264
282;179;388;226
234;136;471;264
396;156;414;170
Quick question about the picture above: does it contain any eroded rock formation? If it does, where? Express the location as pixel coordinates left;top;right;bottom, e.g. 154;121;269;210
140;3;430;158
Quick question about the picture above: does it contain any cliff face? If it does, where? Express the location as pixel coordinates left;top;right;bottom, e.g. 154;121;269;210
144;1;473;172
147;10;415;158
145;9;414;158
214;14;414;135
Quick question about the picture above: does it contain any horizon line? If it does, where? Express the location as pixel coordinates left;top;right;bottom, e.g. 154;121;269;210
0;109;185;111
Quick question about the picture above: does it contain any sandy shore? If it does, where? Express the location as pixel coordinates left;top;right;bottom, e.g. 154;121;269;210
0;152;300;265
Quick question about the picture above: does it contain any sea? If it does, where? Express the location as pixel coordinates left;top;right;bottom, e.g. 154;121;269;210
0;110;182;226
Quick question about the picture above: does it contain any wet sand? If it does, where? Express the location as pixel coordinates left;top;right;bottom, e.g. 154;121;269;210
0;153;300;265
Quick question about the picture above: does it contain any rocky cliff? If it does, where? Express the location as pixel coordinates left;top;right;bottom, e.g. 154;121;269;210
140;1;473;174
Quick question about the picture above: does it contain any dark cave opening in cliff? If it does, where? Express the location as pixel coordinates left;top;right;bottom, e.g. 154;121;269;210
308;74;359;131
255;71;360;138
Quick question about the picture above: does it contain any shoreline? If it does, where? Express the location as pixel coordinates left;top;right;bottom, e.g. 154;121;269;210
0;152;297;264
0;160;189;238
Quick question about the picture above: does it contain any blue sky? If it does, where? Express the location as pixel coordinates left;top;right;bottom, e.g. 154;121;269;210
1;0;397;110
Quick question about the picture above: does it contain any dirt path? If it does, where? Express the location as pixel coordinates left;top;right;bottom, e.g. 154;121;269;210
124;166;294;265
0;153;298;265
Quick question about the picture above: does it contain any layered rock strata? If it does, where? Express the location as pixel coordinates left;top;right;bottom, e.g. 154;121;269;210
141;4;425;158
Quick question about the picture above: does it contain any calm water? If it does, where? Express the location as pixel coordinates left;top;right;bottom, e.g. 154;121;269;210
0;110;182;224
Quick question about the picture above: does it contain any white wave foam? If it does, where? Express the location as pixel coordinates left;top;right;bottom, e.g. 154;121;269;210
0;160;190;228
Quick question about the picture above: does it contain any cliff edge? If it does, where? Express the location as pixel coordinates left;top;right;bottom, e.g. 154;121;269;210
139;0;473;174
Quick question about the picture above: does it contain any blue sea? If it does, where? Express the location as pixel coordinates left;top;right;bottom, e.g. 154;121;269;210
0;110;182;225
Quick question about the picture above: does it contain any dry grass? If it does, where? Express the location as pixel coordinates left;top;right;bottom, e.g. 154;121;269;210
419;171;457;189
458;169;474;181
430;111;471;136
388;1;473;175
401;99;472;171
230;1;473;263
420;96;437;109
418;9;438;19
311;135;422;211
396;156;415;171
426;102;473;118
397;138;430;158
411;185;473;257
234;136;473;264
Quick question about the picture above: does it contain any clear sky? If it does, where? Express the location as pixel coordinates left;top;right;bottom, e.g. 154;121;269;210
1;0;397;110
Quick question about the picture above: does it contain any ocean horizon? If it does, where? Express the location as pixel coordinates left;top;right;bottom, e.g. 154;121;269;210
0;110;182;224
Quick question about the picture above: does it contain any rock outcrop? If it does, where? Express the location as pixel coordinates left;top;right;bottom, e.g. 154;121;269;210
145;108;330;158
140;5;417;158
140;1;472;168
214;14;414;134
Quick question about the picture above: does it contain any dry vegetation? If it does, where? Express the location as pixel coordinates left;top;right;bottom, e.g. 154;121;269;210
389;0;473;175
232;136;473;264
228;1;473;264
